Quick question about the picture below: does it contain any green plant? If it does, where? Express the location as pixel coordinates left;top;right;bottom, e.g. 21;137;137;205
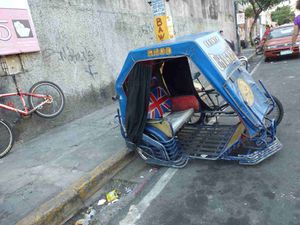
271;6;295;25
239;0;281;45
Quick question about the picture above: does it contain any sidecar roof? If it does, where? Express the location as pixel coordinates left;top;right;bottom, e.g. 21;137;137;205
133;32;211;51
123;32;213;62
116;31;236;86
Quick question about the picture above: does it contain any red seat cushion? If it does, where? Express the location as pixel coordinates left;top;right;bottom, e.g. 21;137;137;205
170;95;199;112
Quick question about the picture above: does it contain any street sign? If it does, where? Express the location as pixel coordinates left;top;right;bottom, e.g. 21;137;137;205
151;0;166;16
151;0;175;42
0;0;40;55
236;13;245;25
165;2;175;39
154;16;170;42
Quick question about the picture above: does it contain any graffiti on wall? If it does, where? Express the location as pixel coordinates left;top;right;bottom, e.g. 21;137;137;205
43;46;95;64
201;0;207;19
43;46;98;78
209;0;219;20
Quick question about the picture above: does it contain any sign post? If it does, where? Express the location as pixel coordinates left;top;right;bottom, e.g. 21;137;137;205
151;0;175;42
236;13;245;25
233;1;241;55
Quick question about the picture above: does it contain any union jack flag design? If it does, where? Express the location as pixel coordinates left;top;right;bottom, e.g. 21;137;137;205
147;87;172;119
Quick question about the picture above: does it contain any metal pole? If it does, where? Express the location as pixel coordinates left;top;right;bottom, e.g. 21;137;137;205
234;1;241;55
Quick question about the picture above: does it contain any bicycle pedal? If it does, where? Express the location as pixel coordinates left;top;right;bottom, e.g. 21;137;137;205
20;114;32;119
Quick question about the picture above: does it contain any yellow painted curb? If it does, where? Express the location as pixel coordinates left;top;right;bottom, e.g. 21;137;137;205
73;150;133;201
16;150;135;225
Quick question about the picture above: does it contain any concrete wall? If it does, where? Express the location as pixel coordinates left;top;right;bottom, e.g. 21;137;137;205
0;0;235;141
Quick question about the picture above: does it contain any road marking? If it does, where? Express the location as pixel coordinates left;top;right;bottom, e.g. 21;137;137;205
250;56;263;76
119;168;178;225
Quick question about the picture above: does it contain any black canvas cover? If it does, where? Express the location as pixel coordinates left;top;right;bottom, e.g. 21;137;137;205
163;57;210;110
125;63;152;144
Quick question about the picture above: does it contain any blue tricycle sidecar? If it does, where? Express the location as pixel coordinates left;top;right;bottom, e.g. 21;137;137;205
115;32;283;168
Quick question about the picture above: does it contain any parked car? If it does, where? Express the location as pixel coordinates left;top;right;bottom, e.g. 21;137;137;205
264;24;300;61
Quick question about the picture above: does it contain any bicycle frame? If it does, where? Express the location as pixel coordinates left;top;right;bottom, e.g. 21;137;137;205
0;90;50;116
194;74;235;115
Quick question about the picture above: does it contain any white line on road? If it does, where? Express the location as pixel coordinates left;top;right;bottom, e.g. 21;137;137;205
119;168;178;225
250;56;264;76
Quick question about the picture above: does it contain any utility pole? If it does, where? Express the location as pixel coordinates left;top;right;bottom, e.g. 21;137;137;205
234;0;241;55
150;0;175;42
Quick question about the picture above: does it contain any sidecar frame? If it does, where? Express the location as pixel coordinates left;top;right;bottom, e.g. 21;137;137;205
115;32;282;168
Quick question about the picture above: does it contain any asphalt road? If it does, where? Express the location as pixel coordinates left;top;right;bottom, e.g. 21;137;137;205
105;55;300;225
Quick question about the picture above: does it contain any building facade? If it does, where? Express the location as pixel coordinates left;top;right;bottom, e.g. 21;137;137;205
0;0;236;141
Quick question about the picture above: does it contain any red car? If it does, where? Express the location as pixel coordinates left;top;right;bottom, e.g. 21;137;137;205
264;24;300;61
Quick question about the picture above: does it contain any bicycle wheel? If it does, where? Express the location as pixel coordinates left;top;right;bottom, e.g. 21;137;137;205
267;95;284;126
188;112;206;124
0;119;14;158
28;81;65;118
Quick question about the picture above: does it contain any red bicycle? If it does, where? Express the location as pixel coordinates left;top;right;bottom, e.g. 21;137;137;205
0;72;65;158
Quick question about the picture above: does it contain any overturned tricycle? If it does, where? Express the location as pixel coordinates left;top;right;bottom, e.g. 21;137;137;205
115;32;284;168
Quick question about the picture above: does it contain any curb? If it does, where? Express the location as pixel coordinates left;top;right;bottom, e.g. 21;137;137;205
15;149;136;225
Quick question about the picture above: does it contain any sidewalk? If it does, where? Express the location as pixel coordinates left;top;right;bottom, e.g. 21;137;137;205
241;47;256;60
0;103;130;225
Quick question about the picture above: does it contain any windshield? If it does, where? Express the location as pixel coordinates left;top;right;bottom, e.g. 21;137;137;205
268;26;293;39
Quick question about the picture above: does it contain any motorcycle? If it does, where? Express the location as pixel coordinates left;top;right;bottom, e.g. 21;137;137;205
115;32;284;168
254;35;265;55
